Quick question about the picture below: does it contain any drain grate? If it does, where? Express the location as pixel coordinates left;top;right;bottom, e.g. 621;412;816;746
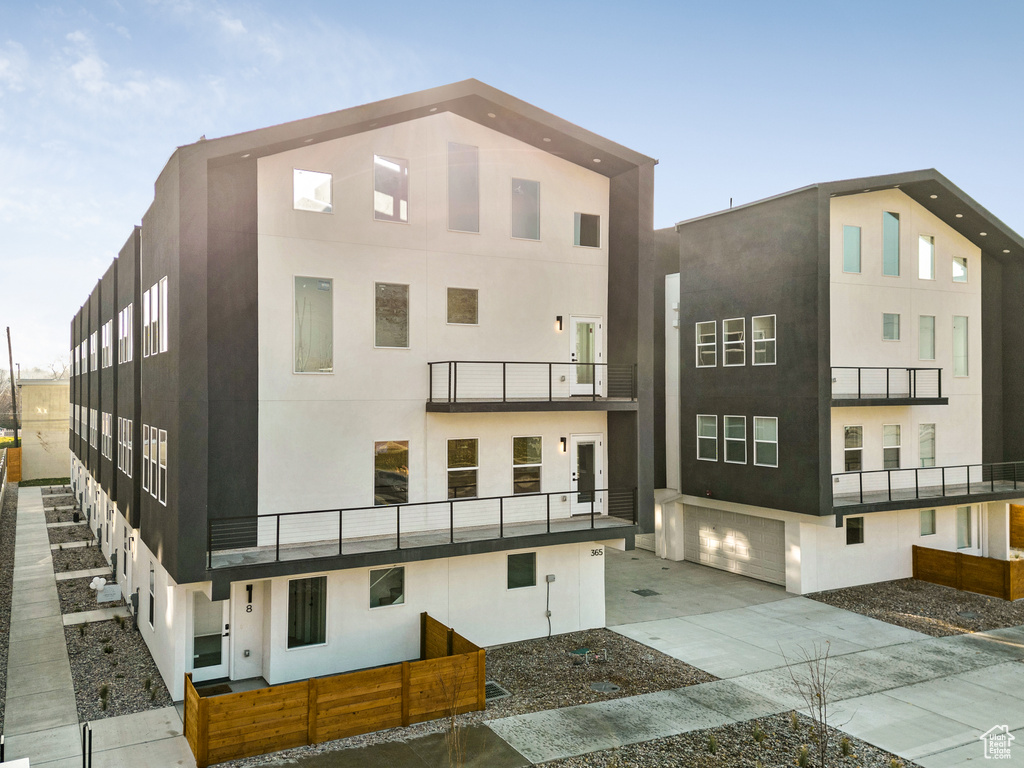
631;588;660;597
484;681;511;701
590;681;620;693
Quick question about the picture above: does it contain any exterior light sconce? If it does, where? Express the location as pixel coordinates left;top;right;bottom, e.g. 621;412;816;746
556;316;563;331
560;437;567;453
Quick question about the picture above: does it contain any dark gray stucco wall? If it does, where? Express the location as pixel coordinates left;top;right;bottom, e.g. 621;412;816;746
982;254;1003;464
100;261;117;499
116;228;141;528
1000;259;1024;461
651;227;679;490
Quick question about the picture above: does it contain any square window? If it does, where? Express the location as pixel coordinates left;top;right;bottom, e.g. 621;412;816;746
953;256;968;283
574;213;600;247
293;169;332;213
447;287;478;325
447;438;478;499
920;509;936;536
448;142;479;233
846;516;864;545
511;178;540;240
507;553;536;589
697;415;717;461
294;276;333;373
956;506;972;549
513;436;542;495
695;321;716;367
882;313;900;341
883;211;900;276
374;440;408;505
370;567;405;608
375;282;409;348
724;416;746;464
373;155;409;223
753;416;778;467
919;235;935;280
843;225;861;273
288;576;327;647
752;315;776;365
722;318;745;366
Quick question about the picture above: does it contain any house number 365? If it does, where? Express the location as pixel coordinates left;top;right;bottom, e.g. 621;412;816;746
591;548;603;557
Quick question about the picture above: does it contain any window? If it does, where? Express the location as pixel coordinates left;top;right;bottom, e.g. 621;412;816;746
953;316;968;376
511;178;540;240
150;427;158;499
882;211;900;276
142;289;150;358
373;155;409;223
294;277;333;373
90;408;97;448
574;213;600;247
724;416;746;464
118;304;133;364
918;235;935;280
150;283;159;355
374;440;408;505
882;313;900;341
697;415;717;461
507;552;536;589
953;256;968;283
753;417;778;467
90;332;98;371
843;225;861;273
846;516;864;545
142;424;150;491
752;315;776;365
722;318;745;366
148;563;155;627
920;509;936;536
956;506;973;549
448;142;479;233
695;321;716;367
447;287;478;325
160;277;168;353
374;282;409;348
919;316;935;360
293;169;332;213
287;576;327;648
844;426;863;472
101;413;112;459
369;567;404;608
883;425;901;469
447;438;478;498
919;423;935;468
101;321;113;368
158;429;167;505
512;436;542;494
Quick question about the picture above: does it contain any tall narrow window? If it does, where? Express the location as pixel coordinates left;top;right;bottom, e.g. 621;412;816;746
148;563;155;627
844;426;863;472
373;154;409;223
125;419;132;478
753;417;778;467
918;235;935;280
952;256;968;283
158;429;167;505
723;416;746;464
287;576;327;647
374;440;409;505
90;332;97;371
159;277;168;353
920;509;936;536
883;425;901;469
293;169;333;213
843;225;861;273
846;516;865;545
752;315;776;365
919;423;936;467
919;316;935;360
150;283;160;356
374;282;410;348
142;290;150;358
142;424;150;491
882;211;900;276
294;277;333;373
448;143;479;233
512;436;542;494
722;318;745;366
697;415;717;461
882;313;900;341
447;438;478;499
956;506;972;549
695;322;716;367
574;213;600;247
511;178;540;240
150;427;158;499
447;287;478;325
953;316;968;376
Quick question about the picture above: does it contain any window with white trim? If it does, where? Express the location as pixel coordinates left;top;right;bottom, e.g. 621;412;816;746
293;169;333;213
882;313;900;341
883;424;900;469
919;423;935;468
373;155;409;223
511;178;540;240
695;322;716;367
369;567;405;608
697;415;717;461
294;277;334;373
288;576;327;647
374;282;409;348
101;412;112;459
118;304;133;363
844;426;863;471
148;563;155;627
90;332;98;371
920;509;936;536
101;321;113;368
752;315;776;365
508;553;536;589
723;416;746;464
843;225;861;273
882;211;900;276
512;436;542;495
157;428;167;505
143;279;168;357
374;440;408;505
753;417;778;467
722;318;745;366
953;316;968;376
953;256;968;283
918;235;935;280
448;142;479;233
142;424;150;492
448;438;478;498
142;289;150;357
919;315;935;360
956;506;973;549
846;516;864;545
89;408;97;448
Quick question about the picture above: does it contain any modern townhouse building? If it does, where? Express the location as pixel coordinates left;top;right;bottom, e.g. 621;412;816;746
69;80;656;700
658;170;1024;593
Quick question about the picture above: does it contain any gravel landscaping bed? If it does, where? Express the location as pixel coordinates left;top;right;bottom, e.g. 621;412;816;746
48;522;96;545
538;711;920;768
45;507;81;523
43;492;75;509
58;577;126;614
807;578;1024;637
0;484;17;732
52;544;108;572
65;619;173;721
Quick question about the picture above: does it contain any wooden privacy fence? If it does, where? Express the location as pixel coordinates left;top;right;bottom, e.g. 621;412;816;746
184;613;485;767
6;447;20;483
1011;505;1024;550
913;545;1024;601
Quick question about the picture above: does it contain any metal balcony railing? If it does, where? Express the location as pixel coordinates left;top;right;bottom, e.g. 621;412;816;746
428;361;637;404
831;367;942;401
207;487;638;569
833;461;1024;508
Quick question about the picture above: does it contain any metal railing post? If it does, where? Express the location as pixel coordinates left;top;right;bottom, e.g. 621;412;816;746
857;368;861;399
499;497;504;538
592;363;597;401
396;506;401;550
338;510;343;556
590;494;596;528
859;473;863;504
938;368;942;398
546;494;551;533
449;501;454;544
549;363;553;401
207;520;212;569
887;470;892;501
428;362;433;404
941;467;946;496
915;469;919;499
275;516;280;562
452;363;458;404
886;369;890;399
502;362;507;403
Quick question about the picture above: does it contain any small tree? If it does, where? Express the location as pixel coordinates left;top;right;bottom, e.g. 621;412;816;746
783;641;838;768
437;666;469;768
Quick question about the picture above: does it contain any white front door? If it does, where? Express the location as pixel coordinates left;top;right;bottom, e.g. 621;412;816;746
569;316;603;395
191;592;229;683
570;434;603;516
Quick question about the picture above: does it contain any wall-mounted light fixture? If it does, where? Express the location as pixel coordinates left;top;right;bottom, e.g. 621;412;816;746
556;316;563;331
560;437;567;453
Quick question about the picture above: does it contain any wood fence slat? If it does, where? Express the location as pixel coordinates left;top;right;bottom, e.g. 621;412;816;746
307;676;318;744
401;661;411;726
197;693;210;768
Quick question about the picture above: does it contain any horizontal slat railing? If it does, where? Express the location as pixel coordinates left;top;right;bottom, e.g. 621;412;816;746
208;487;638;568
428;361;637;403
833;461;1024;507
831;367;942;401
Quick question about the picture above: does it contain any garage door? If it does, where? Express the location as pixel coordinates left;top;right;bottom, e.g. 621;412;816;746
683;506;786;585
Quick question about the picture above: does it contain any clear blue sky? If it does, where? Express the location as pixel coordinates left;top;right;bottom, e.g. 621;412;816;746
2;0;1022;370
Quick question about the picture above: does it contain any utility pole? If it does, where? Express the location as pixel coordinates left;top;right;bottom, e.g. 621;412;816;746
6;327;18;448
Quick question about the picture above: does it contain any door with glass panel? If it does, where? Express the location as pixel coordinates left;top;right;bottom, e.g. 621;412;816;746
569;316;603;395
570;434;603;515
191;592;229;682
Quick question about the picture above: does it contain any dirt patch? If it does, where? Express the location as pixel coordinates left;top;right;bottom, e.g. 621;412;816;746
46;508;82;524
0;483;17;731
42;493;76;510
58;578;126;614
52;545;109;573
48;523;95;545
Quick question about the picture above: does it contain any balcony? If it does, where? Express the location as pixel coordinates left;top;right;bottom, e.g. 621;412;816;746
207;487;638;572
426;361;638;413
831;367;947;407
833;461;1024;513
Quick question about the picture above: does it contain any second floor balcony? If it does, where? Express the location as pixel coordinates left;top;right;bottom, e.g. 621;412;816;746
426;361;638;413
831;367;947;407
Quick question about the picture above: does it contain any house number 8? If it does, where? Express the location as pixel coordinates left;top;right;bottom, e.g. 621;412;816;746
591;548;603;557
245;604;253;613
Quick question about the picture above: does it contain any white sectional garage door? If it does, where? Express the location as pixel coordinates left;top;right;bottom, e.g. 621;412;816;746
683;506;786;585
